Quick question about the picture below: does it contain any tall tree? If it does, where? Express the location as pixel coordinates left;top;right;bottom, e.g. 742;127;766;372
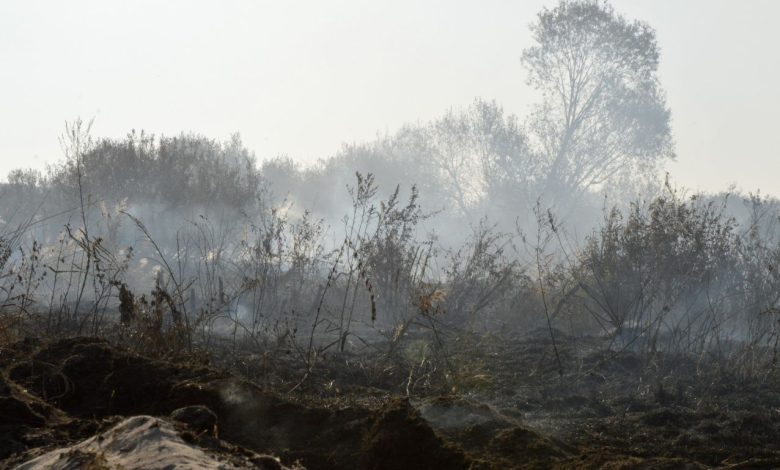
523;0;674;204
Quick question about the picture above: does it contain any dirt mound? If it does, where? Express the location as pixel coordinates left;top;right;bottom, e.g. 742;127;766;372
361;398;471;470
170;405;218;435
4;337;223;418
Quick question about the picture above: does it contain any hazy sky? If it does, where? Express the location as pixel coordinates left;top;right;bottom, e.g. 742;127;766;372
1;1;778;195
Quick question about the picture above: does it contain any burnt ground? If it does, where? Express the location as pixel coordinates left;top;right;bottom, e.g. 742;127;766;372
1;333;780;469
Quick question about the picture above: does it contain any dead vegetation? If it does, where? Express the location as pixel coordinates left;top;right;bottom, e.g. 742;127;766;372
2;128;780;468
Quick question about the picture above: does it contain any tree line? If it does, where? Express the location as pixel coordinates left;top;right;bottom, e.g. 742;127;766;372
4;0;675;238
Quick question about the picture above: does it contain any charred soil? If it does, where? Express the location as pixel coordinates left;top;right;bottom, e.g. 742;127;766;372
1;335;779;469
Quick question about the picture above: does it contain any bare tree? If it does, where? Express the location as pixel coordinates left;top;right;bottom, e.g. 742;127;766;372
523;0;674;205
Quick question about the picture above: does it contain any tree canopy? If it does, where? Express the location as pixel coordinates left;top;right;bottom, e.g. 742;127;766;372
523;0;674;203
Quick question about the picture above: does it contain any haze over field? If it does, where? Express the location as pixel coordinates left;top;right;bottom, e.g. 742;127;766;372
5;3;780;468
1;0;779;194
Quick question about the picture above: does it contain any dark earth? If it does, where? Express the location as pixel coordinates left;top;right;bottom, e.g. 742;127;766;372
1;334;779;469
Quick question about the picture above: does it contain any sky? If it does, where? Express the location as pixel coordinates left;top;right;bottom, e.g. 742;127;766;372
1;0;778;195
